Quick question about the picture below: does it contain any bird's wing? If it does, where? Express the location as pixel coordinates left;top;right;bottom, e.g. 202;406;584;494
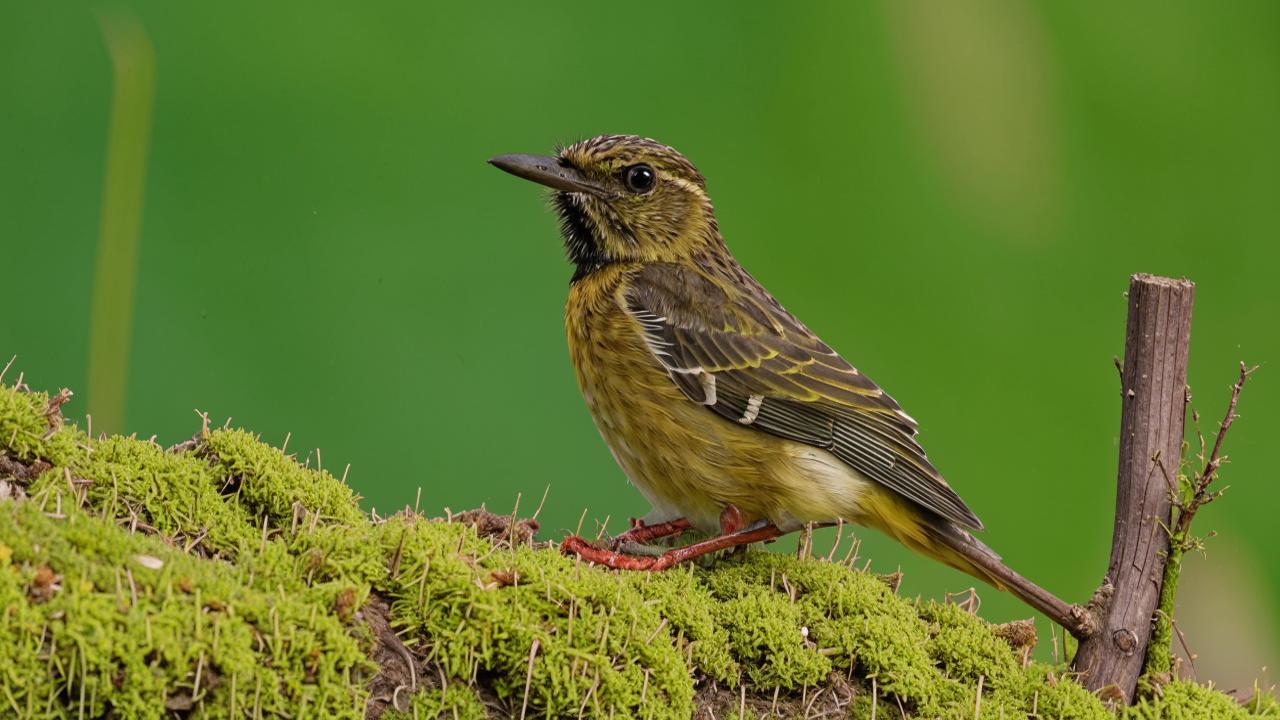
624;262;983;530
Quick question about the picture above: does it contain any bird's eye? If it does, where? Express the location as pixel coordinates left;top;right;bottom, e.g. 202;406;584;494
623;164;656;193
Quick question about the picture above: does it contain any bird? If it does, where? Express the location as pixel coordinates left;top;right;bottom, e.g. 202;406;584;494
488;135;1050;609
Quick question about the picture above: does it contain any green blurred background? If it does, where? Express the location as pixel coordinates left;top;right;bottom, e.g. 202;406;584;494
3;0;1276;689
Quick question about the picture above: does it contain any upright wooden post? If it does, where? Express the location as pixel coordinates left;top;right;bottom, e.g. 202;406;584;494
1072;274;1195;700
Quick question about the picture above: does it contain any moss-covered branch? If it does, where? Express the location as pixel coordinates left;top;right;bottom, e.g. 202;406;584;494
1143;363;1257;685
0;378;1274;718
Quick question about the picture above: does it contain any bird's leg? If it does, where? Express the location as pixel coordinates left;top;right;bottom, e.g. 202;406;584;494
717;504;754;556
718;503;746;534
608;503;745;550
560;520;784;572
609;516;693;548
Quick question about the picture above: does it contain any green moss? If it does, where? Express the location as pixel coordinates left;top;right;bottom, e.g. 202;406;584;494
202;428;366;531
382;684;488;720
1026;664;1116;720
0;501;372;718
1244;685;1280;718
0;384;82;467
0;378;1273;718
629;565;738;684
28;435;257;557
783;556;956;708
378;519;694;718
715;583;832;688
1122;680;1258;720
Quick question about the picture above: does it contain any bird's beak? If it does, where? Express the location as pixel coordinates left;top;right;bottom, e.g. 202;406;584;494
488;154;608;197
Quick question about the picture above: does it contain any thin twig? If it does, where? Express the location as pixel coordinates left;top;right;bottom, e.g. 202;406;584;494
520;639;539;720
974;674;984;719
1154;609;1198;680
508;492;522;548
870;677;876;720
531;485;551;524
1175;362;1255;539
826;519;844;562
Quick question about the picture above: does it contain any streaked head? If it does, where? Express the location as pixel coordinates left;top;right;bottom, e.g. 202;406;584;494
489;135;720;279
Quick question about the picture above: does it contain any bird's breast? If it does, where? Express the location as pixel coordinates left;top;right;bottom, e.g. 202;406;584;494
563;266;858;533
564;267;718;528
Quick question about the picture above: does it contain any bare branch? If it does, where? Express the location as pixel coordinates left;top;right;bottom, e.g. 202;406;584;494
1174;362;1255;540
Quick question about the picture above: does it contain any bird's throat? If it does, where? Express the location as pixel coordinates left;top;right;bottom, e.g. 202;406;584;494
554;192;611;283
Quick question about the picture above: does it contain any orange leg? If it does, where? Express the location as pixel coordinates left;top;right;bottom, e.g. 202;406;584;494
562;510;783;571
718;503;747;534
610;517;693;548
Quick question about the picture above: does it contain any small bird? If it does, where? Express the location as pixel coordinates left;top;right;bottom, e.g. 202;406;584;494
490;135;1037;603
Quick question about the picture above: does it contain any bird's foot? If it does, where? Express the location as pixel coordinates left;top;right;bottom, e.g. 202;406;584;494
560;521;785;572
560;535;675;570
608;516;692;549
613;540;668;557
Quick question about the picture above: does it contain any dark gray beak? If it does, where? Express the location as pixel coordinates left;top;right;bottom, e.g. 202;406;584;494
488;154;608;197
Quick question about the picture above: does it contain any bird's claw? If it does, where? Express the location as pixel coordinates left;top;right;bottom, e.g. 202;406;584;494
560;534;672;570
607;517;693;548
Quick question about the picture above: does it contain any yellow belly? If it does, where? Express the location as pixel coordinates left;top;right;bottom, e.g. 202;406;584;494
565;265;876;534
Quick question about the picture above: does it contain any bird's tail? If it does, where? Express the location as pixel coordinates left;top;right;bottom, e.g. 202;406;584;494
918;519;1084;628
854;488;1010;591
920;520;1012;592
854;487;1067;620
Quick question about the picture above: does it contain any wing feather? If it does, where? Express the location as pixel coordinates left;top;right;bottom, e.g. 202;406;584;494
625;263;983;530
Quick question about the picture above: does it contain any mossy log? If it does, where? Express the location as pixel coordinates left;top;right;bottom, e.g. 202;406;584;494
0;380;1274;719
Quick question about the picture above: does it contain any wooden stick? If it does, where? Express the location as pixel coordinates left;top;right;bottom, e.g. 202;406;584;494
1072;274;1195;701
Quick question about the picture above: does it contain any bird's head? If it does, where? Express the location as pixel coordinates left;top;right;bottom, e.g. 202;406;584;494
489;135;720;280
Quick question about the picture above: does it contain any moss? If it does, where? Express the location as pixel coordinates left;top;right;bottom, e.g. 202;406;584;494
382;684;488;720
0;384;82;467
28;434;257;557
0;378;1273;718
202;428;366;531
629;565;738;684
379;519;695;718
1027;663;1117;720
1146;456;1197;682
1122;680;1258;720
714;582;832;688
780;555;958;709
1244;686;1280;718
0;502;372;718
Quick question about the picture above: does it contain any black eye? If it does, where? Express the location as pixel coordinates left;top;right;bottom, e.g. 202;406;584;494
623;164;656;193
